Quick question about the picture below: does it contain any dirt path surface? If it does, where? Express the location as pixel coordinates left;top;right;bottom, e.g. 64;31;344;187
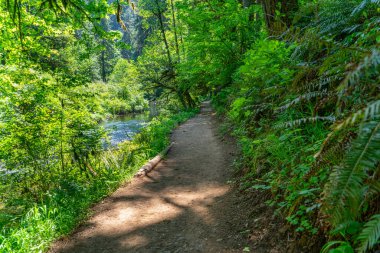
49;102;250;253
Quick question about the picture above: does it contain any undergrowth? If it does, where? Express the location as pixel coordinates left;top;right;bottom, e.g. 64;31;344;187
0;110;197;253
210;1;379;251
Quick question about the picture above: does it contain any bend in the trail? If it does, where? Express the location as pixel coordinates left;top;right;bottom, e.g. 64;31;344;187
49;101;248;253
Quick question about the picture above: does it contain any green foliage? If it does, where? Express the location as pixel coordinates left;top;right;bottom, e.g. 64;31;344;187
356;214;380;253
0;1;186;251
0;110;196;253
177;0;260;92
175;0;380;251
234;39;294;90
323;119;380;226
96;59;148;115
322;241;355;253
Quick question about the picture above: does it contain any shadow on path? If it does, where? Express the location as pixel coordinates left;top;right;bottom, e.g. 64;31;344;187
49;102;248;253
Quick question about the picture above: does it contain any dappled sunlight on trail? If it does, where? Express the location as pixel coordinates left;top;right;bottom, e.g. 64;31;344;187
49;102;247;253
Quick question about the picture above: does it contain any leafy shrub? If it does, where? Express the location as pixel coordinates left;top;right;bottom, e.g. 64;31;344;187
0;110;196;253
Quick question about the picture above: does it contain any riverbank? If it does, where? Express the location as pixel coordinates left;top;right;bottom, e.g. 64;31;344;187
0;110;197;253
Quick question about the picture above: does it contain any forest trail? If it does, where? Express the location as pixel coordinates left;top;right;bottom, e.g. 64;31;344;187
49;101;250;253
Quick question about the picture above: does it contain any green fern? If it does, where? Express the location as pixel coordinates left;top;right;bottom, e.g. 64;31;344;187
336;100;380;131
352;0;380;15
316;0;357;36
276;116;336;129
321;241;354;253
315;100;380;158
337;50;380;97
277;90;330;112
322;118;380;226
305;74;343;92
356;214;380;253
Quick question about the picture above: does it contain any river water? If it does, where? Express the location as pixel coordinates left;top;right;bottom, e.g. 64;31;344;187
103;113;150;148
0;113;151;176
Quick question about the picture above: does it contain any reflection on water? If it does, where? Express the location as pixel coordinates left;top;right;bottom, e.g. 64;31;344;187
103;113;150;148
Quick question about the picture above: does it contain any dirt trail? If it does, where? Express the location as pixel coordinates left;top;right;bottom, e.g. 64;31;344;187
49;102;250;253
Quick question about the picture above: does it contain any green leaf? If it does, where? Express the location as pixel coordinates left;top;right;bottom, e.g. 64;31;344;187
356;214;380;253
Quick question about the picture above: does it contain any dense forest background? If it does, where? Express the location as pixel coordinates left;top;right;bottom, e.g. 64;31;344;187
0;0;379;252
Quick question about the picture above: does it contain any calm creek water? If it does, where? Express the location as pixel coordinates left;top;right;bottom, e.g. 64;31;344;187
103;113;150;148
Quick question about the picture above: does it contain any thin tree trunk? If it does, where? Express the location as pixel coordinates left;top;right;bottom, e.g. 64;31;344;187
60;98;65;172
262;0;280;36
178;18;186;58
155;0;172;66
280;0;299;27
177;91;187;109
169;0;180;62
101;40;107;82
184;90;195;108
0;50;6;65
261;0;298;36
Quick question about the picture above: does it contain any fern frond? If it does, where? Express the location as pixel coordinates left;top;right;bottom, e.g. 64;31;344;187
321;241;354;253
367;181;380;196
276;116;336;129
315;100;380;158
336;100;380;131
316;0;356;36
356;214;380;253
342;24;362;34
277;90;329;112
244;103;271;111
244;103;272;116
322;119;380;225
352;0;380;15
338;50;380;96
306;74;343;92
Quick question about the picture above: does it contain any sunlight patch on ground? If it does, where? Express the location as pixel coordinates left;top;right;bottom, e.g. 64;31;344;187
121;235;149;248
118;208;137;222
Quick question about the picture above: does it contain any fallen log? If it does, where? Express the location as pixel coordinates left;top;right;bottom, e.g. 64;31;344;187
134;143;174;177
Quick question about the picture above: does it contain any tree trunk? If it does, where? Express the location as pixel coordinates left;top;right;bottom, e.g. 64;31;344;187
184;90;195;108
177;91;187;109
101;40;107;82
261;0;298;36
99;19;108;82
169;0;180;62
155;0;173;66
178;18;186;58
60;98;65;172
0;50;6;65
279;0;299;27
